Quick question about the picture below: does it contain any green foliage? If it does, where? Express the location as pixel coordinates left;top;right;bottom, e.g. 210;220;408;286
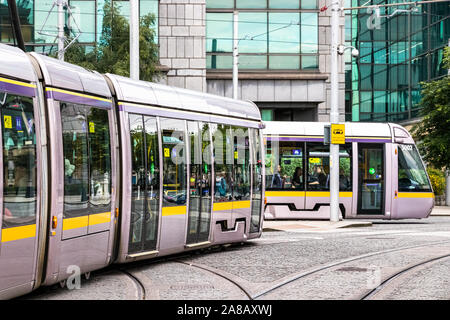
412;48;450;171
427;167;445;195
62;0;160;81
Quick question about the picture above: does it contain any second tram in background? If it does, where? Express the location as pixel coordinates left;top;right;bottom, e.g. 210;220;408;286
263;121;434;220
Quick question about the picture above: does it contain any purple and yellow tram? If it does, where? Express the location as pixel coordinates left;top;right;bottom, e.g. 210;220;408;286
263;121;434;220
0;44;264;299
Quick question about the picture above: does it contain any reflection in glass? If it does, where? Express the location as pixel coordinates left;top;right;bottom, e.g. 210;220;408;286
187;122;211;244
212;123;233;202
250;128;263;233
1;92;37;228
206;13;233;53
239;13;267;53
128;114;160;253
398;144;431;192
61;103;111;217
161;118;187;207
301;13;318;53
269;13;300;53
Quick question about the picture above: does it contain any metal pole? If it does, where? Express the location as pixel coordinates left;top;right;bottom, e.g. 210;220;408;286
329;1;340;222
57;0;65;60
232;11;239;100
7;0;26;51
130;0;139;80
446;38;450;206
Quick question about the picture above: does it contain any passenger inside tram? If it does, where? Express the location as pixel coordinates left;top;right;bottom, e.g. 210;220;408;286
271;164;285;188
308;165;327;189
291;166;303;190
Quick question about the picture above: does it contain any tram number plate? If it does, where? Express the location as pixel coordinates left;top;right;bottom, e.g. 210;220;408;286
331;124;345;144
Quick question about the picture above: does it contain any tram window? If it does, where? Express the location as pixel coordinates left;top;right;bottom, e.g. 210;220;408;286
232;126;250;201
250;128;263;233
129;115;160;253
160;118;187;207
398;144;431;192
87;108;111;209
1;92;37;228
129;114;145;245
212;123;233;202
339;144;352;191
306;143;352;191
265;136;304;190
61;103;111;217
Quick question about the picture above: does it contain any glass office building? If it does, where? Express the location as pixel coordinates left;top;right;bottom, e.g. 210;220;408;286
206;0;319;70
1;0;448;124
345;0;450;123
0;0;158;55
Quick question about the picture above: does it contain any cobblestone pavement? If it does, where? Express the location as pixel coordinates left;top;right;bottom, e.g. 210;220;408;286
22;216;450;300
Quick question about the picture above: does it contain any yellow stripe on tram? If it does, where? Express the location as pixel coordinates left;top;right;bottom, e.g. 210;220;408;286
213;200;251;211
398;193;434;199
89;212;111;226
1;224;37;243
213;202;233;212
233;200;251;210
306;191;353;198
63;216;89;231
266;191;306;197
0;76;36;88
162;206;187;216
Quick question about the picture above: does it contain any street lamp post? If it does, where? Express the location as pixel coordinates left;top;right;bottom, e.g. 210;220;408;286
329;1;341;222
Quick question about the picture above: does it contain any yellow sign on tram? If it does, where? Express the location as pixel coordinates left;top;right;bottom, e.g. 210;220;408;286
331;124;345;144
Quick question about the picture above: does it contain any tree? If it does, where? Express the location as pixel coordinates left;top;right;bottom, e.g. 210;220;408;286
63;0;160;81
412;47;450;170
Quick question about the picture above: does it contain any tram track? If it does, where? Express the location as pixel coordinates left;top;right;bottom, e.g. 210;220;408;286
360;253;450;300
250;239;450;299
117;269;147;300
168;239;450;300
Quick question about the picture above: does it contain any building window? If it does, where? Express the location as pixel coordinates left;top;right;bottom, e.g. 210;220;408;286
206;0;319;71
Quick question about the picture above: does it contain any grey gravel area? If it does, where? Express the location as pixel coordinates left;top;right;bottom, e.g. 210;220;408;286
22;270;140;300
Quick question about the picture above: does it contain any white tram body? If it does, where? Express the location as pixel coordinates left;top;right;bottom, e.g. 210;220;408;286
263;121;434;220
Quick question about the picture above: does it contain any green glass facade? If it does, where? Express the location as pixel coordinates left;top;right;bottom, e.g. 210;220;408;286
206;0;319;70
0;0;158;55
345;0;450;122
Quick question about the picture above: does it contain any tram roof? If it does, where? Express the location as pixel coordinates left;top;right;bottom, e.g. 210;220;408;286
263;121;411;139
106;73;261;121
29;52;112;99
0;44;37;83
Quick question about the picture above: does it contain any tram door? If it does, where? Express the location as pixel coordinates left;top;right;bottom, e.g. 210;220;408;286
128;115;160;253
186;122;211;245
357;144;385;215
0;91;38;295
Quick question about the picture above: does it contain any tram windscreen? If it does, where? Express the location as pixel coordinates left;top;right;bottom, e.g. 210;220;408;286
398;144;432;192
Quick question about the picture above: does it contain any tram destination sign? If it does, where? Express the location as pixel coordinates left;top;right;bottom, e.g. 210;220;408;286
331;123;345;144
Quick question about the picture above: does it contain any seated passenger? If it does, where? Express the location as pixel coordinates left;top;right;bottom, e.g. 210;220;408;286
271;165;285;188
308;165;327;188
339;168;350;190
291;167;303;190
